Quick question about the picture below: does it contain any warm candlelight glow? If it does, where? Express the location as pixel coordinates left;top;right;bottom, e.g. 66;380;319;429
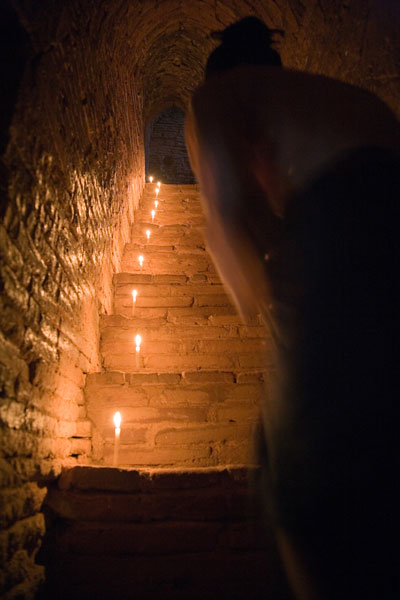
155;187;159;197
113;411;121;466
113;411;122;430
146;229;151;240
135;334;142;352
149;176;153;183
132;289;138;316
154;200;158;208
138;255;144;268
157;181;161;188
151;209;155;221
135;334;142;368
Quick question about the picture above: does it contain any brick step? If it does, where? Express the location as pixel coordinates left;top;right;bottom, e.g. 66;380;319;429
130;223;204;247
114;279;225;295
45;519;271;556
124;242;206;255
46;466;255;521
142;184;199;200
46;466;254;520
100;322;270;373
113;299;235;319
114;273;222;285
133;211;205;227
139;203;202;217
139;194;202;208
121;249;215;275
101;317;267;340
105;306;242;325
102;347;269;373
42;552;288;600
137;200;203;213
84;371;265;466
41;466;291;600
113;281;234;315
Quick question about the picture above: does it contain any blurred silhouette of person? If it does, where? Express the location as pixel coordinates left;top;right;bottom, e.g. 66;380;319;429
186;16;400;600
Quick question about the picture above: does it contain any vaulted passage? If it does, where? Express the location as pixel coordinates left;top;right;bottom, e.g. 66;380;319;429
1;1;399;598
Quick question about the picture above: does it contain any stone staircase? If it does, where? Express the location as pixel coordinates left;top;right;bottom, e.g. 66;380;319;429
39;185;290;599
86;184;271;468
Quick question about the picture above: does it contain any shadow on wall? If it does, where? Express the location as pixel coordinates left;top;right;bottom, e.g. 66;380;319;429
145;106;195;184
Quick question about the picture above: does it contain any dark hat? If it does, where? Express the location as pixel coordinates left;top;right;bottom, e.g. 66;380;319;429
205;16;283;78
210;16;283;47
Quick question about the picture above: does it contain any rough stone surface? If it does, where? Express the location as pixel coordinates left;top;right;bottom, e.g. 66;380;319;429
40;466;291;600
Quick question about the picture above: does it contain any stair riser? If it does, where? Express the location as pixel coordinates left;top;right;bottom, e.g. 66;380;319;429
114;295;231;309
48;519;269;556
121;254;214;275
46;486;252;522
85;375;264;466
101;325;245;341
115;283;225;297
103;351;269;372
103;307;241;323
134;212;205;227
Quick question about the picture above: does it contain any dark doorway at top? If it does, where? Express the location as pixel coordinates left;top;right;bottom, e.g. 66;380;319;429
145;106;195;184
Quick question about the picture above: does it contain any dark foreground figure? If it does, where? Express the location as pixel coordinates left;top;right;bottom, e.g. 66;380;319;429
186;17;400;600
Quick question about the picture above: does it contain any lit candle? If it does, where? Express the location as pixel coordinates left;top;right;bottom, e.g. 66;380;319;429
113;411;121;467
157;181;161;188
155;187;159;197
151;209;155;222
149;176;153;183
154;200;158;209
135;333;142;368
132;289;137;315
146;229;151;240
138;255;144;269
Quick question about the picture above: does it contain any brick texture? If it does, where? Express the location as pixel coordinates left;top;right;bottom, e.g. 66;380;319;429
86;184;271;467
41;467;291;600
146;106;195;184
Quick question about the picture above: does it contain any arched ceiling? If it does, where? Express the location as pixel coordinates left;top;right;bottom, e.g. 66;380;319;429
15;0;400;121
103;0;400;121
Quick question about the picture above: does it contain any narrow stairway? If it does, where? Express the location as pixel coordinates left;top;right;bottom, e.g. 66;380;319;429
88;183;270;467
41;184;290;600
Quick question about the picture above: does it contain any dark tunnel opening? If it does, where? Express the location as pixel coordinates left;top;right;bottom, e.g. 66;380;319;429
145;106;195;184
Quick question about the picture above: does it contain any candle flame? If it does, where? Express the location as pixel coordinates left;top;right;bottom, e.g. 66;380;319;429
132;289;137;302
151;209;155;221
135;333;142;352
149;176;153;183
157;181;161;188
155;187;159;197
146;229;151;240
154;200;158;208
113;411;122;429
138;255;144;267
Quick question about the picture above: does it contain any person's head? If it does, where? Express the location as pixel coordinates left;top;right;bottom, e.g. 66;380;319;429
205;16;283;79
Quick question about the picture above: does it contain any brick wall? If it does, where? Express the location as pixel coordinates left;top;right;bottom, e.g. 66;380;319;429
0;2;145;596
